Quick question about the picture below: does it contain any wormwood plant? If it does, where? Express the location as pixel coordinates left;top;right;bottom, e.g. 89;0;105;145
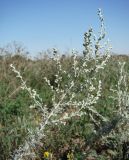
10;9;112;159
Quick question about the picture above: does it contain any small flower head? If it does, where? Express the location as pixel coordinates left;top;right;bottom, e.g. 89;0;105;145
44;151;50;158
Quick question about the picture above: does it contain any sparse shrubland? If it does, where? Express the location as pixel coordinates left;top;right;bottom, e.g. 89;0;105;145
1;9;129;160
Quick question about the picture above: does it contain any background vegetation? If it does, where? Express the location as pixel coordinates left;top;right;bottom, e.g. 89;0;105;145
1;44;129;160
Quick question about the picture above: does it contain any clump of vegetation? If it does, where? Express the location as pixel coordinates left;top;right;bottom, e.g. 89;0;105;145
1;9;129;160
